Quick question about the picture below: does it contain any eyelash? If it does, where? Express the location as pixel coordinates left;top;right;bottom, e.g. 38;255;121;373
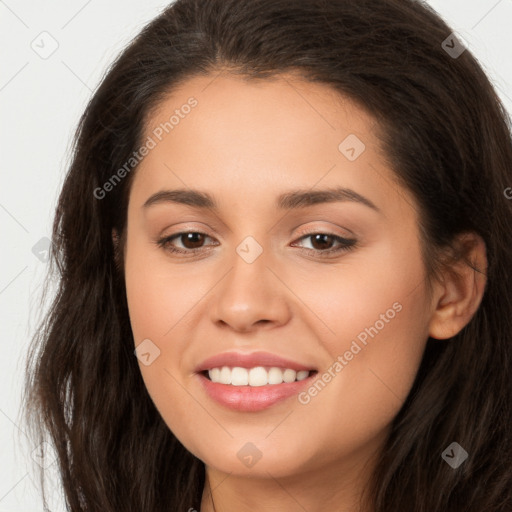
155;230;357;258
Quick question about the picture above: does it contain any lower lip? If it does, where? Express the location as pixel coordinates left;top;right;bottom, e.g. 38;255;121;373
196;372;316;412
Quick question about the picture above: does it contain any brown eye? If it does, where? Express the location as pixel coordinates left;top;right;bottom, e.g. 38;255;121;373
176;232;207;249
156;231;218;255
291;232;357;258
308;234;336;251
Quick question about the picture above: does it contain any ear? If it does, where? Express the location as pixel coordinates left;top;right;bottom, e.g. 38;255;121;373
428;232;487;340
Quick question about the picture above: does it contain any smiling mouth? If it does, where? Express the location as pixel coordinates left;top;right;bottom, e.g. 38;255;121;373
201;366;318;387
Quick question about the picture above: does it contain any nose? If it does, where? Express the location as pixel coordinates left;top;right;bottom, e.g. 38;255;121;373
210;250;291;333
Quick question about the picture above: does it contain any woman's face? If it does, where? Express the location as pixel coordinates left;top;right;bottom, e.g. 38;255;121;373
123;72;436;482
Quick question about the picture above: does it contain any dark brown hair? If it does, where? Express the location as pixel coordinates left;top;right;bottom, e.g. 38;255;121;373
23;0;512;510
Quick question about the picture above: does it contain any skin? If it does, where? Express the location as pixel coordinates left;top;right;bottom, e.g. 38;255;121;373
118;71;487;512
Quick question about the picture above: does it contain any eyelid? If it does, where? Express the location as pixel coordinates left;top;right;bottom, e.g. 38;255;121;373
158;221;354;240
157;224;353;243
293;225;354;240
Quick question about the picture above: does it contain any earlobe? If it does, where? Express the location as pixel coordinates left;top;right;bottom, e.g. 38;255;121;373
428;232;487;340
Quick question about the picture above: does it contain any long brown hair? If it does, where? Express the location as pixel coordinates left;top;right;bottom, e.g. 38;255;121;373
22;0;512;510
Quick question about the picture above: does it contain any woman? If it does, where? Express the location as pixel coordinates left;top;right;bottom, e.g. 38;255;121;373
23;0;512;510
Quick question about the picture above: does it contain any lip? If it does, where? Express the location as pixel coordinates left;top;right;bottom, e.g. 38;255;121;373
196;371;317;412
194;351;316;373
194;351;318;412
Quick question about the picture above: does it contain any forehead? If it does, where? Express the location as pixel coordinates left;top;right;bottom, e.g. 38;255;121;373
128;71;414;221
143;71;378;148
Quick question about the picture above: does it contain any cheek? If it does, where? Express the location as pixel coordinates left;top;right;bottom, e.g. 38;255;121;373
124;244;204;452
296;233;428;363
124;239;202;343
288;291;429;472
295;242;430;440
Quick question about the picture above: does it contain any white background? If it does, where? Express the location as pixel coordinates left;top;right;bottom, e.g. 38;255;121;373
1;0;511;510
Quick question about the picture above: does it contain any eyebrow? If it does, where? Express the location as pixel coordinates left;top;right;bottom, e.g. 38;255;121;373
142;186;380;213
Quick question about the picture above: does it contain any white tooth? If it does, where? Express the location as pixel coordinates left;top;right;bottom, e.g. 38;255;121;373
296;370;309;381
268;367;284;384
207;366;312;386
283;369;297;383
219;366;232;385
231;367;249;386
248;366;268;386
209;368;221;382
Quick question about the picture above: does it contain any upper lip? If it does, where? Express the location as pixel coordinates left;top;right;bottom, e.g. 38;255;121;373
195;351;317;373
